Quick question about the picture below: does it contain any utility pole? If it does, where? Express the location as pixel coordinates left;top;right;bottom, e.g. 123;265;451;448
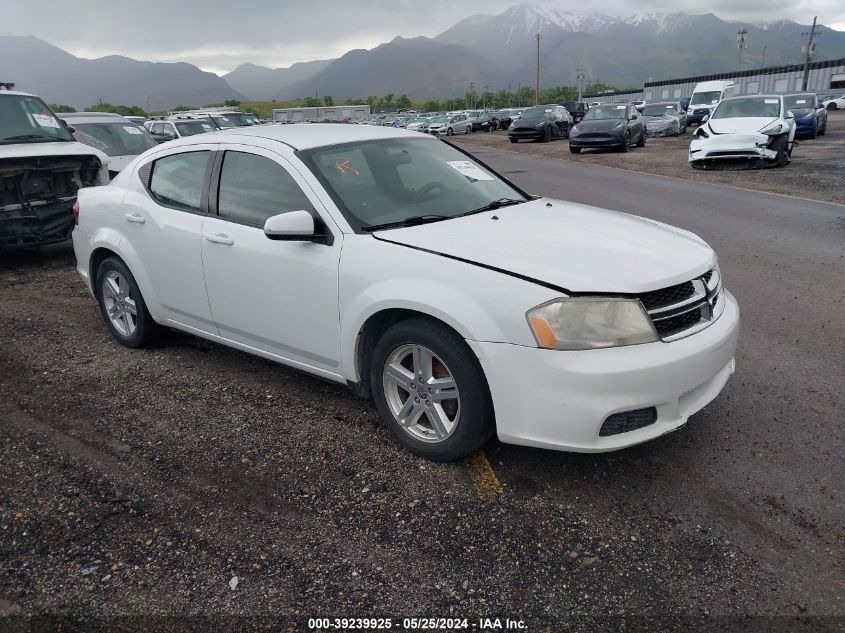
507;82;512;107
482;85;490;109
801;16;820;91
761;45;767;68
535;32;542;106
468;82;475;109
736;28;748;70
575;58;587;103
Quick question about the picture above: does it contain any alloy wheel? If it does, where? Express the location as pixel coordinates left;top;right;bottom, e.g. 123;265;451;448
382;344;460;443
101;270;138;336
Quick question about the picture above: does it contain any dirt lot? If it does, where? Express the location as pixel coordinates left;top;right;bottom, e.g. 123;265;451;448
450;111;845;206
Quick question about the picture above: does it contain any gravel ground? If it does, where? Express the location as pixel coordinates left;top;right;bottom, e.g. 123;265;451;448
1;133;843;631
450;111;845;205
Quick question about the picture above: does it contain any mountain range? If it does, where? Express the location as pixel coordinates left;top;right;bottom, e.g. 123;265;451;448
2;4;844;110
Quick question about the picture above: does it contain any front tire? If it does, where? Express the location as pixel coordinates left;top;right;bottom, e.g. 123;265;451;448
95;257;160;348
620;132;630;152
637;129;646;147
447;127;454;136
509;137;518;143
370;318;494;462
569;145;581;154
543;126;552;143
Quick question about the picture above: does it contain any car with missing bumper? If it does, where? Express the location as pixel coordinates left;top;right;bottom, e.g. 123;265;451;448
72;124;738;461
689;95;796;170
1;90;109;248
62;112;158;175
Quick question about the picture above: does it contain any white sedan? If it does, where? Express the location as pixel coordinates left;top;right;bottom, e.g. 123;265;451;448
689;95;796;170
821;94;845;110
72;124;739;461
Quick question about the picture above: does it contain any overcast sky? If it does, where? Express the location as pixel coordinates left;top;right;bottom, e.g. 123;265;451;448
2;0;843;75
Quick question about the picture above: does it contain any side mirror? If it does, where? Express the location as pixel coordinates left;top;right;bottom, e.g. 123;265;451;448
785;111;795;120
701;114;709;123
264;210;326;244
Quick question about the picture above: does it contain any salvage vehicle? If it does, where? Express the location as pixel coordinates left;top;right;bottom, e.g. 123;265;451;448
784;93;827;138
427;114;471;136
642;102;687;137
1;91;109;248
686;80;736;125
72;124;738;461
62;112;157;175
560;101;588;124
508;105;572;143
569;104;645;153
689;95;796;170
148;118;217;143
821;94;845;110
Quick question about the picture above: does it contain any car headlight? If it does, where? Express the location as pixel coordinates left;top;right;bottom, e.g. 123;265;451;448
526;298;658;351
694;126;710;139
571;126;580;134
762;123;784;135
612;121;624;130
800;111;814;119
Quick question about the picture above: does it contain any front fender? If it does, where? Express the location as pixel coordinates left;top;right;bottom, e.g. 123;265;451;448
338;236;558;382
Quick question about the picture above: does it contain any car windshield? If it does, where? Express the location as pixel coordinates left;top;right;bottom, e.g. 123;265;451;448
0;95;75;144
210;115;236;129
691;91;722;105
582;105;627;120
430;116;448;123
784;94;815;109
71;122;157;156
712;97;781;119
642;104;676;116
301;138;527;231
175;121;215;136
518;107;549;121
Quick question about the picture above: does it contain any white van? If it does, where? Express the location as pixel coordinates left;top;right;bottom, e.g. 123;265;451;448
687;80;736;125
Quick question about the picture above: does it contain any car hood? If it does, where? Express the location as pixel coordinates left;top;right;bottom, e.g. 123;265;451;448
0;140;109;164
788;107;813;117
573;119;624;133
374;199;714;293
707;117;779;134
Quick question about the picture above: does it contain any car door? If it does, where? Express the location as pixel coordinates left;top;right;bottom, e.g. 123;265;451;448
628;106;643;139
200;145;343;374
120;145;218;332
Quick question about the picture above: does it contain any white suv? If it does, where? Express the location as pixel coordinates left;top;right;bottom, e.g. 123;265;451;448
72;124;738;461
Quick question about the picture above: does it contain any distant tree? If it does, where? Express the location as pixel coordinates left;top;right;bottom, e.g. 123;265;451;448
87;102;147;116
224;99;241;107
383;93;394;104
422;100;440;112
171;105;195;112
323;95;334;106
396;94;412;110
302;97;320;107
49;104;76;113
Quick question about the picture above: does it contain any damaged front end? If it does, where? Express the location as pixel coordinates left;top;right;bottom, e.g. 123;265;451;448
1;154;105;247
689;131;780;171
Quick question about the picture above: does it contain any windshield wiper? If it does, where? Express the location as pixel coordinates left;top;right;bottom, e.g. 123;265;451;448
458;197;527;217
361;215;452;232
0;134;64;144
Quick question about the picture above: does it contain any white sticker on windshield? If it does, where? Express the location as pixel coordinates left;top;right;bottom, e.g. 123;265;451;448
666;105;674;108
711;99;718;104
765;98;779;104
33;114;60;129
616;105;627;109
795;99;807;104
446;161;494;182
123;125;143;134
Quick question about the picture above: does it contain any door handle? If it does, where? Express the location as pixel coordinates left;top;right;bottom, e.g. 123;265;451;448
124;213;145;224
205;233;234;246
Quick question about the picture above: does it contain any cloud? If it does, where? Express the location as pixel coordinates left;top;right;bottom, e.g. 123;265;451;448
1;0;842;73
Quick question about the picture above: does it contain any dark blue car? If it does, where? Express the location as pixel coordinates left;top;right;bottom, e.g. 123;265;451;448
785;93;828;139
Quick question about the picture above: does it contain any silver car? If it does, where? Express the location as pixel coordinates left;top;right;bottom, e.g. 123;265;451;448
642;102;687;137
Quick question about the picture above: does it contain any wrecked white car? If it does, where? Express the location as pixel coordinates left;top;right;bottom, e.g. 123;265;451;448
1;91;109;247
689;95;795;170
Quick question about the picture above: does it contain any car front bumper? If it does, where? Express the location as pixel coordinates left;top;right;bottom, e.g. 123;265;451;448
568;134;624;148
689;133;777;165
794;118;816;135
508;129;545;140
646;122;679;137
468;290;739;453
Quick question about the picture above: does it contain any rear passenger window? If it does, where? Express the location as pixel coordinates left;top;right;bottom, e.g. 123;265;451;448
217;151;315;227
149;151;209;213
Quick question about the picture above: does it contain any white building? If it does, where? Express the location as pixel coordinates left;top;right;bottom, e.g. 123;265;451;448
272;105;370;123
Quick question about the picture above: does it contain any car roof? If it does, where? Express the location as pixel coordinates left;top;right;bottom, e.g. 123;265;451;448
188;123;433;151
60;112;134;123
0;90;36;97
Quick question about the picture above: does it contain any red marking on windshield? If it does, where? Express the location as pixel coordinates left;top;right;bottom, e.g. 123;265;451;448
335;159;360;176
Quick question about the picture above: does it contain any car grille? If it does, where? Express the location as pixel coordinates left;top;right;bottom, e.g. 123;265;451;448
638;269;722;341
600;407;658;436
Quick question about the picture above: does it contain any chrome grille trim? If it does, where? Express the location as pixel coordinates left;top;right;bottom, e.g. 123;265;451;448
640;269;723;341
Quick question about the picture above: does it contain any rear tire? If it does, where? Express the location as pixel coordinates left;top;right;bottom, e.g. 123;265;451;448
819;121;826;136
637;130;646;147
370;318;495;462
95;257;160;348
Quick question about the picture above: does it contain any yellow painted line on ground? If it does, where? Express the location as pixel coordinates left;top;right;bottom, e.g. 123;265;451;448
466;450;503;501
